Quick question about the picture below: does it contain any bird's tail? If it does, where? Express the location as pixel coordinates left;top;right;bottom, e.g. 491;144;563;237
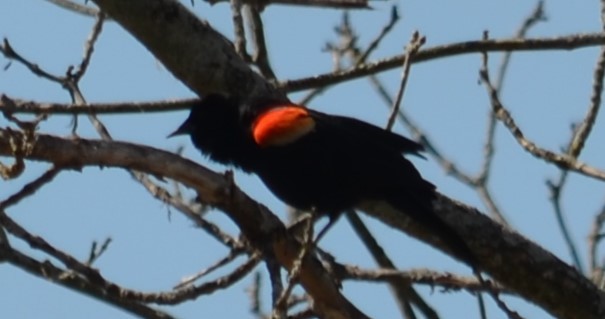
386;190;478;270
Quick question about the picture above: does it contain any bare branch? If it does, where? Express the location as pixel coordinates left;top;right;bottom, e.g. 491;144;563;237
273;217;313;317
1;128;602;319
299;8;398;105
474;0;547;224
0;165;62;210
122;254;261;305
3;245;175;319
132;172;244;250
546;43;605;270
346;212;438;319
0;95;196;115
45;0;101;17
342;266;510;294
244;4;276;80
230;0;250;60
206;0;370;9
281;32;605;92
1;38;64;83
0;211;106;283
589;205;605;281
0;127;371;318
568;49;605;158
86;237;112;266
386;31;425;131
72;11;106;81
478;47;605;182
246;271;263;316
354;5;399;64
175;249;245;289
92;0;278;101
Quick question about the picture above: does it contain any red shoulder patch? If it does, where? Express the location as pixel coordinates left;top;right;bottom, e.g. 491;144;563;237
252;106;316;147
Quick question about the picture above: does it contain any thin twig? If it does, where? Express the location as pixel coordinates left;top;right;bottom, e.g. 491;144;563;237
588;205;605;282
359;51;509;223
86;237;112;265
244;4;276;79
367;76;480;186
601;0;605;27
45;0;101;17
2;13;259;314
477;293;487;319
4;23;228;253
206;0;370;9
386;31;425;131
0;165;62;211
0;95;197;115
478;36;526;319
1;38;64;83
546;164;584;271
247;271;263;316
72;12;106;81
569;52;605;158
354;6;399;64
474;0;546;224
0;211;107;283
477;45;605;182
299;11;355;105
343;265;510;294
230;0;250;60
3;245;175;319
272;217;313;317
281;32;605;92
299;8;399;105
266;255;285;318
174;249;244;289
288;308;315;319
346;212;438;319
2;225;261;306
558;27;605;271
123;255;261;305
132;172;243;250
545;40;605;270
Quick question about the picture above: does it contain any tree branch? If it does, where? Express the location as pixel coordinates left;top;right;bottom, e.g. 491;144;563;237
281;32;605;92
358;197;605;319
91;0;278;101
1;128;603;319
0;128;369;319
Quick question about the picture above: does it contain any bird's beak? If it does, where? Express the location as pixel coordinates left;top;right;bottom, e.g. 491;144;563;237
167;120;192;138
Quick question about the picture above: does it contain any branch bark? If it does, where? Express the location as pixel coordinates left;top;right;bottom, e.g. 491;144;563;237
1;129;603;319
359;199;605;319
32;0;605;318
90;0;278;101
0;128;368;319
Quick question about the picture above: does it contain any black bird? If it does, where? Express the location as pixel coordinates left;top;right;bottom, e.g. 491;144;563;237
170;93;476;266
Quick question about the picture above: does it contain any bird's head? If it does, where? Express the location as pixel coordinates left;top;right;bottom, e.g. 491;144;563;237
169;94;241;139
169;93;260;169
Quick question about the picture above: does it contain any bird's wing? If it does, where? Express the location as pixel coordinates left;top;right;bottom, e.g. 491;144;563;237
249;104;425;157
308;109;425;157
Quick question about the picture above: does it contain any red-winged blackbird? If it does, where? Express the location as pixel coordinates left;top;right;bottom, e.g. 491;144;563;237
171;94;476;266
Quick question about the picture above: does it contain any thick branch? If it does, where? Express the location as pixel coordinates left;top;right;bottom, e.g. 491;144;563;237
0;128;367;319
358;198;605;319
281;32;605;92
2;245;174;319
32;1;605;318
90;0;277;101
1;129;603;319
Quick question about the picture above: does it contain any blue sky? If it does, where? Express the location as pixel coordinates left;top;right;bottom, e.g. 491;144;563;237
1;0;604;318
